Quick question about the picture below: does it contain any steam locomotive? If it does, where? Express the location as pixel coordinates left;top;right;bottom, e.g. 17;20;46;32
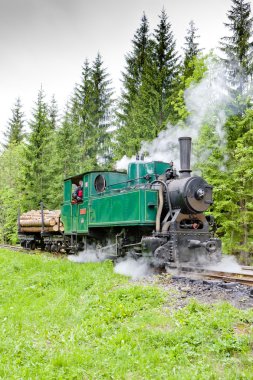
18;137;222;268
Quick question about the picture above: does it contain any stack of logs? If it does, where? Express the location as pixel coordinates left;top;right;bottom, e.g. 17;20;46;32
19;210;64;233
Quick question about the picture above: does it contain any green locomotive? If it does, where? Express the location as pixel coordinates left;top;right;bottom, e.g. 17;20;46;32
19;137;221;268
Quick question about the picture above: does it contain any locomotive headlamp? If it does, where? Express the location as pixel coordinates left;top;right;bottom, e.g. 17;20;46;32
204;240;217;253
196;188;205;200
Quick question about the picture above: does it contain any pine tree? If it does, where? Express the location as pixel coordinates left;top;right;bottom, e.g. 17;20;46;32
116;14;151;157
48;95;59;130
125;8;180;141
119;13;150;117
152;8;180;126
70;59;97;171
170;54;207;124
170;23;204;123
91;53;114;166
67;55;114;171
55;103;82;177
230;110;253;255
220;0;253;97
183;21;202;78
0;143;26;243
3;98;25;148
116;10;180;158
75;59;93;146
23;87;53;209
193;122;234;252
217;1;253;257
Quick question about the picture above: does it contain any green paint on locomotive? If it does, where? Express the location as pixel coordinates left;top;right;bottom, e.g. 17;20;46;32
61;161;172;235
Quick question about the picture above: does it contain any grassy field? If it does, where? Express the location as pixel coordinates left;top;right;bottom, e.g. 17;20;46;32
0;249;253;380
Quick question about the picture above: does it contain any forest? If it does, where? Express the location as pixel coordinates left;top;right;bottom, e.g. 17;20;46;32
0;0;252;257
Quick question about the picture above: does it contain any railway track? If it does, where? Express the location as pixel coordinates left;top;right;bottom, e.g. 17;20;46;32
173;266;253;287
201;270;253;287
0;244;26;252
1;244;253;287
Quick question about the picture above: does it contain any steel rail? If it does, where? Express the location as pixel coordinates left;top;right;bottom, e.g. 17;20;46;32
202;270;253;287
0;244;27;252
175;267;253;287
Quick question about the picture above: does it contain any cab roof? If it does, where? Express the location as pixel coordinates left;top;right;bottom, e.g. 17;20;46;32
64;170;127;182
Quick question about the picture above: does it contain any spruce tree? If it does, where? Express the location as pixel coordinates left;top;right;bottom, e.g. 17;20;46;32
170;23;204;123
183;21;202;78
55;104;80;178
3;98;25;148
152;8;180;127
48;95;59;130
116;10;181;158
0;143;26;243
228;110;253;255
220;0;253;96
119;13;150;115
23;88;53;209
91;53;114;166
71;59;97;171
128;8;180;138
68;54;114;171
216;0;253;257
116;14;151;157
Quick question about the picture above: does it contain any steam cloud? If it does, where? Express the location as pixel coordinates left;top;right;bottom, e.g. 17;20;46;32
68;248;154;279
116;57;231;171
114;256;154;279
68;243;116;263
68;250;101;263
207;255;243;273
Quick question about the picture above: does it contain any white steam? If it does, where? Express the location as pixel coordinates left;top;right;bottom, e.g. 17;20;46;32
68;243;117;263
208;255;242;273
68;250;101;263
185;57;230;141
115;155;135;171
68;248;154;280
115;128;181;171
116;57;232;171
114;256;154;279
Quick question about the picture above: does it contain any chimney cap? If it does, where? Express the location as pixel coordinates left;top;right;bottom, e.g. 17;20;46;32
178;136;191;141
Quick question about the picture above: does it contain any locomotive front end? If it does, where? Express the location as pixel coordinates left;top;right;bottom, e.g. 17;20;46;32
143;137;222;268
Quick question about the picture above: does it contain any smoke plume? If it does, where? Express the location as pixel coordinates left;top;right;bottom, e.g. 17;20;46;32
116;57;231;171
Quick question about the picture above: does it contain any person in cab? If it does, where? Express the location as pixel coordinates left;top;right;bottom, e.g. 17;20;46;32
72;180;83;203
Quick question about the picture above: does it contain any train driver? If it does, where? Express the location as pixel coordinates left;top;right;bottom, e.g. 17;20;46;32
72;180;83;202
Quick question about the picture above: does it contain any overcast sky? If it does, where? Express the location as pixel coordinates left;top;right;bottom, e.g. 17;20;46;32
0;0;237;136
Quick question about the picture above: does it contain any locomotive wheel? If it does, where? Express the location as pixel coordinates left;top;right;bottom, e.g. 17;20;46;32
51;244;58;252
26;241;33;250
30;242;36;250
45;244;51;252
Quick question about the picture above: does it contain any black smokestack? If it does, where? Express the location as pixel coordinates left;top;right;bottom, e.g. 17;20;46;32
179;137;192;178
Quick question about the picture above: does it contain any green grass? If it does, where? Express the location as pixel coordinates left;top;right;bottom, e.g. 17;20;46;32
0;249;253;380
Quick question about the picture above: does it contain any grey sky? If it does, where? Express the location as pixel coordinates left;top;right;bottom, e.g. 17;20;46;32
0;0;235;136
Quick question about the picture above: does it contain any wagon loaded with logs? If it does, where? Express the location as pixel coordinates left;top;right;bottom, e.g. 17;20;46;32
18;208;64;251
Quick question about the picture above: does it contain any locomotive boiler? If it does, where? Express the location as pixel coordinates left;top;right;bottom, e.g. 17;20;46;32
18;137;222;268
